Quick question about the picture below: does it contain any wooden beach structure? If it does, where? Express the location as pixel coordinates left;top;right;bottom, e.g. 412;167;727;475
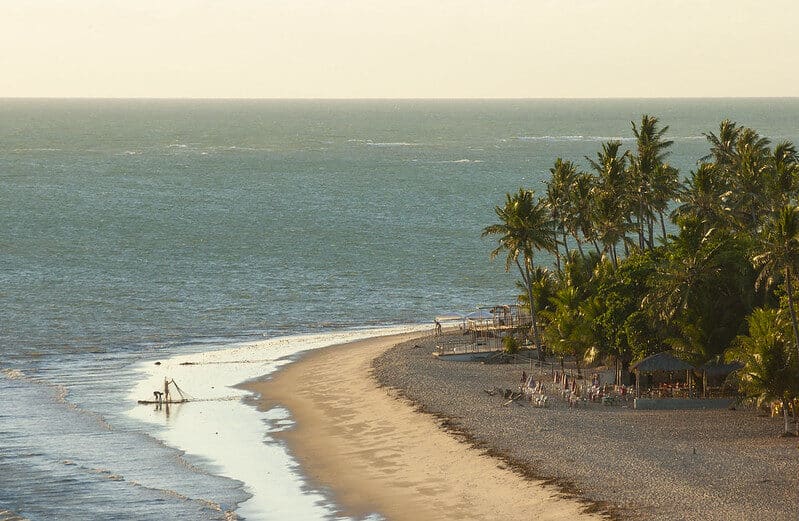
631;351;695;398
137;378;190;405
434;304;533;359
631;352;737;410
465;305;531;343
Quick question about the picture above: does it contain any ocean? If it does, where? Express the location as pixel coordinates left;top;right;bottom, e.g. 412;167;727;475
1;99;798;520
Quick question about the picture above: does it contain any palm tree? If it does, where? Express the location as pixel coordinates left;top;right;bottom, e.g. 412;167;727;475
483;189;558;351
587;141;631;265
752;206;799;361
545;158;578;271
727;127;772;232
727;308;799;436
539;286;595;377
671;163;731;233
702;119;740;168
651;163;680;241
630;115;674;249
569;172;595;258
766;141;799;211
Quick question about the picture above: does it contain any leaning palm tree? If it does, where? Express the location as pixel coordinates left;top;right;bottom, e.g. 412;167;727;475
483;189;558;351
753;206;799;361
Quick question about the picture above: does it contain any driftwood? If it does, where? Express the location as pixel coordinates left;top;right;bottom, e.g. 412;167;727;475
502;392;524;407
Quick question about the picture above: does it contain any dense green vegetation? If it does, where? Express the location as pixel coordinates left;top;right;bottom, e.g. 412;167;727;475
483;116;799;433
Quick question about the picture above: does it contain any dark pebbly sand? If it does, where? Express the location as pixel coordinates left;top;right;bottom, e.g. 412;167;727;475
372;333;799;521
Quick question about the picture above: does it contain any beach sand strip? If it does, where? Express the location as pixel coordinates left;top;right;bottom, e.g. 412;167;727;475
247;332;604;521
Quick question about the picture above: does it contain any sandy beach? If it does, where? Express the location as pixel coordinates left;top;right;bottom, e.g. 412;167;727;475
249;332;604;521
373;334;799;521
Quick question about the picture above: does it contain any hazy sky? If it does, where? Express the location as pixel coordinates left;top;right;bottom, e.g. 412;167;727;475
3;1;798;98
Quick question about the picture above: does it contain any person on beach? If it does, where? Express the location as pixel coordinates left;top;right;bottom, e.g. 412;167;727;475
434;319;442;336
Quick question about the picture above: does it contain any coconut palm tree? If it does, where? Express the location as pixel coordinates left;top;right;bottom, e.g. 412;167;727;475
651;163;680;241
727;127;772;232
587;141;631;264
727;308;799;436
766;141;799;211
546;158;579;271
752;205;799;361
483;189;558;351
671;163;731;233
630;115;674;249
702;119;740;168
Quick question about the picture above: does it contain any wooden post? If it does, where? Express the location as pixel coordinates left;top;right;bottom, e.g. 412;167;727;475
635;370;640;398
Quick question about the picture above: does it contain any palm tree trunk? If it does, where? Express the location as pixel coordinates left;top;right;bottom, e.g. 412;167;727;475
783;399;792;436
562;231;570;256
518;258;543;356
785;268;799;361
592;240;601;256
638;205;646;250
575;238;585;259
659;210;668;241
553;242;561;273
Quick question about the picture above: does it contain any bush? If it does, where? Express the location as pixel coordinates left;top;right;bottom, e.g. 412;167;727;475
503;335;520;354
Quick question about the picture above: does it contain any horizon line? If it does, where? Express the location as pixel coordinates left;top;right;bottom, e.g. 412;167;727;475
2;96;799;101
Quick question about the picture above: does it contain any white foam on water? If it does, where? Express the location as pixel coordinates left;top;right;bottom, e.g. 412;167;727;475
126;324;429;520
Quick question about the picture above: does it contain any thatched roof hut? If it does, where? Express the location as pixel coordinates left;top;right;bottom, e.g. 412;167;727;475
631;352;695;398
631;351;694;372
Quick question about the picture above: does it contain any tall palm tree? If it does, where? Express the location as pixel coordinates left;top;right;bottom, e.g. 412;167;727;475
753;206;799;361
587;141;631;264
727;127;772;232
546;158;578;271
630;115;674;249
483;189;558;351
651;163;680;241
569;172;595;258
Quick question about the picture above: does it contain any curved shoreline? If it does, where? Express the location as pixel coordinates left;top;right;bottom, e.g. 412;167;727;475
248;331;603;521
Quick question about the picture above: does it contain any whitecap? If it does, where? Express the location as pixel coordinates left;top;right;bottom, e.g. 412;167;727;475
1;368;25;380
366;141;419;147
516;135;636;142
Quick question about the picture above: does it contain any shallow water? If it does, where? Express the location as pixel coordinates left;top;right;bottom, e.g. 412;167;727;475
2;99;798;519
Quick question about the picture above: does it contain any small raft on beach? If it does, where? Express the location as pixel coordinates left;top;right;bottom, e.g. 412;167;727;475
136;398;189;405
137;378;192;405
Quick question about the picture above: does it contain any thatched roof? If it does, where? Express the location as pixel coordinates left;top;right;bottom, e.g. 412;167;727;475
700;360;744;376
631;351;695;373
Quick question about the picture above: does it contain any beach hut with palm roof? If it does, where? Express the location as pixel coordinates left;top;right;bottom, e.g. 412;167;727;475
631;351;695;398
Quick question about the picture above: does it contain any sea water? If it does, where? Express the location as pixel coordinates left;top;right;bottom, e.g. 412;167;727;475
1;99;798;520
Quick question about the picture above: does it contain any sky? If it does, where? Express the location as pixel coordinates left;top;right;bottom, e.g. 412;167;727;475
2;0;799;98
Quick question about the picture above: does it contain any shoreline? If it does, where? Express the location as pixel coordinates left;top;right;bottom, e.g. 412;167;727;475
248;331;604;521
126;325;431;520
